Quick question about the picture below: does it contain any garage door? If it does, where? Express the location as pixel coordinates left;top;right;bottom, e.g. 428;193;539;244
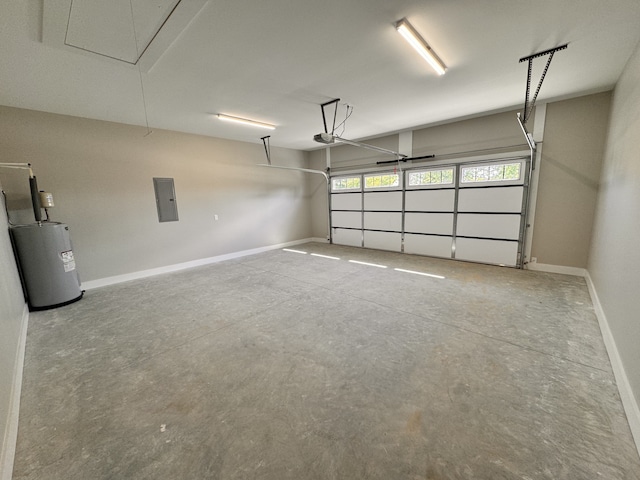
330;157;529;267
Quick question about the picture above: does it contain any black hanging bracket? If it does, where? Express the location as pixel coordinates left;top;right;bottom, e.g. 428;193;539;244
320;98;341;134
261;136;271;165
519;43;568;125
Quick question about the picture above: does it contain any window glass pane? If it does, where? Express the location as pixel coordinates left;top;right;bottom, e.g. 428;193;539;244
489;165;503;181
364;174;399;189
504;163;521;180
407;168;454;187
332;176;361;191
461;162;522;184
462;169;476;183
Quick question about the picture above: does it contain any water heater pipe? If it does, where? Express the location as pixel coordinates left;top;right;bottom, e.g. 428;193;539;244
0;162;43;223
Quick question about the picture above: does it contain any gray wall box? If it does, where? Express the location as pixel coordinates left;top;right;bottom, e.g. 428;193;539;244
153;177;179;222
10;222;83;310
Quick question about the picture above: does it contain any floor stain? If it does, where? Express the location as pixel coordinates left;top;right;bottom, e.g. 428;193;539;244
405;410;422;436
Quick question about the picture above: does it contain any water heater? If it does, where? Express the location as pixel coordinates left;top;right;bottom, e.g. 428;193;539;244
10;222;83;310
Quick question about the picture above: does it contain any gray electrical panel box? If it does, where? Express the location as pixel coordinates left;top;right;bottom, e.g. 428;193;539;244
153;177;178;222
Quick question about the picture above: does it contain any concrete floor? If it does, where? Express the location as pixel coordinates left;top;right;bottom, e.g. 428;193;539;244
12;243;640;479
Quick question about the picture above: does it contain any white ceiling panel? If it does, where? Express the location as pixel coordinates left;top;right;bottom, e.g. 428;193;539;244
65;0;180;63
2;0;640;150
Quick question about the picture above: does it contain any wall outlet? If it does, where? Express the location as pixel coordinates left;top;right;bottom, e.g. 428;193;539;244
214;214;219;221
531;257;537;263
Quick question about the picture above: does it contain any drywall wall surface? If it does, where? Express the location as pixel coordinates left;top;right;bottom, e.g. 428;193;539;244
0;178;26;477
0;106;311;282
589;42;640;409
307;149;329;240
531;92;611;267
412;109;530;157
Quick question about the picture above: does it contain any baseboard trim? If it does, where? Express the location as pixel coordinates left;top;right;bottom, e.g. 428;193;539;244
525;262;586;277
82;238;319;290
585;271;640;458
0;304;29;480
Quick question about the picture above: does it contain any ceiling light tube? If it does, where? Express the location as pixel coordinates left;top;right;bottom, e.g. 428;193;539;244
217;114;275;130
396;18;446;76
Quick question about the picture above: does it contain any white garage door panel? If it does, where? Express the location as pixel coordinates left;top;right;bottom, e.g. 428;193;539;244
457;214;521;240
332;228;362;247
329;156;529;267
331;193;362;210
364;191;402;211
458;186;523;213
455;238;518;266
405;189;455;211
405;213;453;235
364;212;402;231
363;231;401;252
404;234;452;258
332;211;362;229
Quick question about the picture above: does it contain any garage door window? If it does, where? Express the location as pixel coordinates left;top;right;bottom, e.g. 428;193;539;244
332;176;361;192
407;168;454;187
364;173;400;189
461;162;521;184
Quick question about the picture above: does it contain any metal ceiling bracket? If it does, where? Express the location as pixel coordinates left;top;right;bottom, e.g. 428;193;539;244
519;43;567;125
516;113;536;154
261;135;271;165
314;99;407;160
320;99;341;134
517;111;537;171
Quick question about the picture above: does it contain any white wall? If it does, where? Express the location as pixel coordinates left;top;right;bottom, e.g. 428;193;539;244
531;93;611;268
0;179;28;480
0;107;312;283
588;40;640;443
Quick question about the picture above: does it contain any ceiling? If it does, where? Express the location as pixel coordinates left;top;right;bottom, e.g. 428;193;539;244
1;0;640;151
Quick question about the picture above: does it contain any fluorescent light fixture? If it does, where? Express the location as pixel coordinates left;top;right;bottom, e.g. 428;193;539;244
396;18;446;75
217;114;275;130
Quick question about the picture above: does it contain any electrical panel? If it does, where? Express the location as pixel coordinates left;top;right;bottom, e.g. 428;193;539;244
153;177;179;222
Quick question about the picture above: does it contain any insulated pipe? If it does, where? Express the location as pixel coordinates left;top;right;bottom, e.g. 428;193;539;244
29;175;42;223
0;163;42;223
0;163;31;168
